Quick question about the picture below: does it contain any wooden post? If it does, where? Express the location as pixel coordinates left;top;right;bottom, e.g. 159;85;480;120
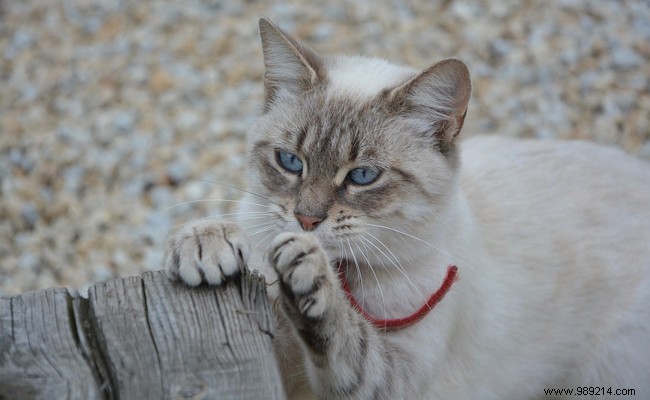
0;271;286;400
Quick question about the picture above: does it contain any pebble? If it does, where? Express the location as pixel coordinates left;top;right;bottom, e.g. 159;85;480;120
20;203;39;229
611;46;643;70
17;254;39;272
1;0;649;297
166;161;191;185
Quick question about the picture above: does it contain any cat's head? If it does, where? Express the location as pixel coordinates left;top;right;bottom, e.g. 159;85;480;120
240;18;471;265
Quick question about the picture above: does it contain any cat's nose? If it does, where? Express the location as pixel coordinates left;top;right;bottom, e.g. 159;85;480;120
294;212;326;231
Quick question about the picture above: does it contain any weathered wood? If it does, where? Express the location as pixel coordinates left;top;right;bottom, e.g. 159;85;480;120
86;275;163;399
0;288;101;400
0;271;286;400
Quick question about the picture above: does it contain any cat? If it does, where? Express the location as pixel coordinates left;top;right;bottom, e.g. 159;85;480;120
163;18;650;400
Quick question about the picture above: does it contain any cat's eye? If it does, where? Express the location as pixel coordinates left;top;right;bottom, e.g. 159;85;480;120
276;150;303;173
347;167;380;185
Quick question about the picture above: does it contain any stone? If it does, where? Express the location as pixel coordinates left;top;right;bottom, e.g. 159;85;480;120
1;0;648;296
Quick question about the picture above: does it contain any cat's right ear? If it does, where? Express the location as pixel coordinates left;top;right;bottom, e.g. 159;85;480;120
259;18;324;110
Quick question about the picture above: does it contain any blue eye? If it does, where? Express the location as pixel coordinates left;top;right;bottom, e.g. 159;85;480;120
277;150;303;173
348;167;380;185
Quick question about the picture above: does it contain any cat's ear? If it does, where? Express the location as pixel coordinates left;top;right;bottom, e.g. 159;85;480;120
389;59;471;148
259;18;324;110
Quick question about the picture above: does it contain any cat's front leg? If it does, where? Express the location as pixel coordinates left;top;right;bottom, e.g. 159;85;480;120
163;219;249;286
269;232;404;400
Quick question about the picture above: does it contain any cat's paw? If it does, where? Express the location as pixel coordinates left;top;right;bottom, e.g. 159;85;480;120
163;220;250;286
269;232;334;319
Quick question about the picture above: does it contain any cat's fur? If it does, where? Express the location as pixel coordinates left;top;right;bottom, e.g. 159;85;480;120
164;18;650;399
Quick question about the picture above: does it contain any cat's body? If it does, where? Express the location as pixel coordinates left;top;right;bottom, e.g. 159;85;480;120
164;19;650;399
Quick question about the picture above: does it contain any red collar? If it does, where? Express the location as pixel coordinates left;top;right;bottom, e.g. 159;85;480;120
337;262;458;331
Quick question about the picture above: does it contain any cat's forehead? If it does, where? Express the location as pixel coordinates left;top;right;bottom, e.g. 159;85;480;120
287;94;391;166
324;56;418;101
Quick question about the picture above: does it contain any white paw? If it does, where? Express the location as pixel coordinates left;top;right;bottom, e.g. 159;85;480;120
269;232;333;319
163;220;250;286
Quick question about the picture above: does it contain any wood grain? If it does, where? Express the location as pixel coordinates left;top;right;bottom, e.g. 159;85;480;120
0;271;286;400
0;288;100;400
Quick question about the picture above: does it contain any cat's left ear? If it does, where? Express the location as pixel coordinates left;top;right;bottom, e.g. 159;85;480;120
388;59;471;147
259;18;324;110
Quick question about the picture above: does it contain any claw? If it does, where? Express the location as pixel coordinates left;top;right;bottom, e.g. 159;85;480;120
162;220;250;286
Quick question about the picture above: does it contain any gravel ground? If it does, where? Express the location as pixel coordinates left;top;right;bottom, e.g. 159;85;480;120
1;0;649;296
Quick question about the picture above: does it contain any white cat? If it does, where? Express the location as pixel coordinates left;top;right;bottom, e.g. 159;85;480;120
164;18;650;399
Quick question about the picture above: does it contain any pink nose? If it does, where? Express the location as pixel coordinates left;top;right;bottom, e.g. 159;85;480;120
295;213;325;231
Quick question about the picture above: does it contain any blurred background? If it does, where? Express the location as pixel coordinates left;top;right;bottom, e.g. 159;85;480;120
1;0;649;296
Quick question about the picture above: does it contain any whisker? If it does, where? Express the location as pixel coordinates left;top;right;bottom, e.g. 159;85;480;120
170;218;200;231
198;179;276;203
366;223;470;266
336;241;345;273
364;231;406;273
156;198;274;214
358;234;397;282
356;236;402;300
244;219;280;230
420;207;453;230
192;210;275;220
345;238;366;307
353;238;387;321
249;225;277;236
168;212;275;231
357;235;385;268
360;234;427;305
256;227;282;250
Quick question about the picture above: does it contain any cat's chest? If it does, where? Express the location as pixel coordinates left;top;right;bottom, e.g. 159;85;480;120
341;264;452;322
